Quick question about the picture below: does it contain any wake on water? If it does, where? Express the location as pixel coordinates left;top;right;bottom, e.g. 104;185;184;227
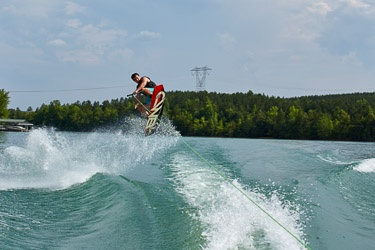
0;116;309;249
353;158;375;173
0;117;179;190
317;149;375;173
168;152;306;250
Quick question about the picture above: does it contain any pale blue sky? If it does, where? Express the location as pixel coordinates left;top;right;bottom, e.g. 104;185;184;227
1;0;375;109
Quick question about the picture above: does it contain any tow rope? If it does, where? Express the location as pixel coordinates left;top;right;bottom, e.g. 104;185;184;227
180;138;312;250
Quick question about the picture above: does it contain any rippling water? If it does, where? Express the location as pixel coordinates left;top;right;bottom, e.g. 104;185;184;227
1;119;374;249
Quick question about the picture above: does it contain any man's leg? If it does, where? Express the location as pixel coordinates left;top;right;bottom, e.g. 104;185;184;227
141;88;153;96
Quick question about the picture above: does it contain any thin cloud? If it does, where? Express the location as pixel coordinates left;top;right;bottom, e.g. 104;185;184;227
136;30;161;40
347;0;371;9
48;39;67;47
218;33;236;47
316;1;375;67
78;24;127;55
65;1;86;16
53;22;127;64
307;2;333;16
57;50;100;64
66;19;83;29
340;51;363;66
0;1;59;19
108;48;135;62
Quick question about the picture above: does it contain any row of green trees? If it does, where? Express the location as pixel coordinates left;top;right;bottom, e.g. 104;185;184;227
0;89;9;118
167;91;375;141
9;99;133;131
4;89;375;141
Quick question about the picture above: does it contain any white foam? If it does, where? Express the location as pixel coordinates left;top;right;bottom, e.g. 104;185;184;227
0;129;103;190
353;158;375;173
0;122;179;190
317;154;356;165
168;153;306;249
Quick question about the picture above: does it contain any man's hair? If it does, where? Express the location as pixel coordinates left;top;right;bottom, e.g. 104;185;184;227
131;73;139;80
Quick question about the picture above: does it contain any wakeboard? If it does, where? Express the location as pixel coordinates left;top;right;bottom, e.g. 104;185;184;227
145;85;166;136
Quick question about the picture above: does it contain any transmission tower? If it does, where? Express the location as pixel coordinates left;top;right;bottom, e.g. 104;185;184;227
191;66;212;91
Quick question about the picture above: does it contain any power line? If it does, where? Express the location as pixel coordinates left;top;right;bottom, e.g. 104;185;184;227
8;85;129;93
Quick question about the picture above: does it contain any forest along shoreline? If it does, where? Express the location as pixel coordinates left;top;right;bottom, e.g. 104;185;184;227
3;89;375;141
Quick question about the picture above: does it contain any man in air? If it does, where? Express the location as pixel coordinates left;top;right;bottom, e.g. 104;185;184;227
131;73;156;116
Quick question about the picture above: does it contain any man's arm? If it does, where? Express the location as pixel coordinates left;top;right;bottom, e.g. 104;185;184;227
133;77;148;94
